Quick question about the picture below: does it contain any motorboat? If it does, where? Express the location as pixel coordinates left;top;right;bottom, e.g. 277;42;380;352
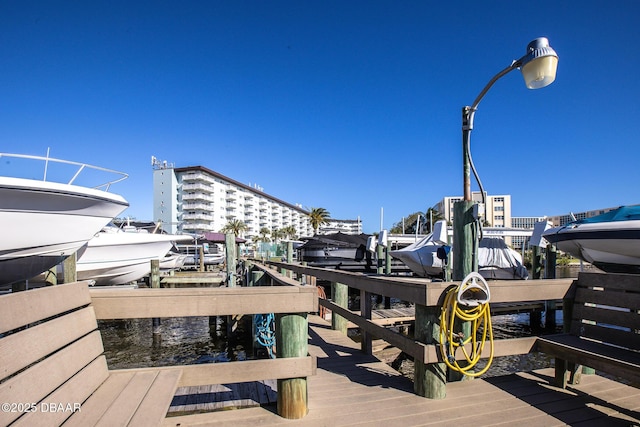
0;152;129;287
390;220;529;280
542;205;640;274
297;233;377;271
77;226;194;286
159;251;189;271
177;243;225;268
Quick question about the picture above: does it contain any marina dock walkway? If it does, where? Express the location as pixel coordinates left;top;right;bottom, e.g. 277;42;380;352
165;315;640;427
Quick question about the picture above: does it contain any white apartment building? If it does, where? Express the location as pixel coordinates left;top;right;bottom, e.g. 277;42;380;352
153;160;313;239
434;192;512;227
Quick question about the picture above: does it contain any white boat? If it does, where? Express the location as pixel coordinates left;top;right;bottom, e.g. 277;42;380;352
0;153;129;287
159;251;189;271
390;220;529;280
542;205;640;274
77;227;194;286
178;243;225;268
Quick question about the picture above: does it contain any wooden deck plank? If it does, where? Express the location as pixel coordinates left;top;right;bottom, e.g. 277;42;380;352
162;314;639;426
128;369;182;426
94;371;159;426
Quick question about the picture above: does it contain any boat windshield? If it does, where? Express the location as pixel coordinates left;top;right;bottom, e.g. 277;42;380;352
574;205;640;224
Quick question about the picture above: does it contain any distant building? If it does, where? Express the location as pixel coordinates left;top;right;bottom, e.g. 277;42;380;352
318;218;362;235
511;216;546;250
152;159;313;239
434;193;512;228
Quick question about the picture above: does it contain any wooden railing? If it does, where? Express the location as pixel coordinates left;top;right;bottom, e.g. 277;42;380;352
89;279;317;419
260;260;575;398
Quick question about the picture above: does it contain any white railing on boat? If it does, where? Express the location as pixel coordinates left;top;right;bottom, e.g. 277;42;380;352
0;152;128;191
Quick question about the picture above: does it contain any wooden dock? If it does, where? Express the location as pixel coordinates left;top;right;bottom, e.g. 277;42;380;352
164;314;640;426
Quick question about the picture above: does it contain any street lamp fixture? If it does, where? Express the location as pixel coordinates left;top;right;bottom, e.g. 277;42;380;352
454;37;558;280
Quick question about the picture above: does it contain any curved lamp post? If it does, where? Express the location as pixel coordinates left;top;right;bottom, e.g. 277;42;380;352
454;37;558;280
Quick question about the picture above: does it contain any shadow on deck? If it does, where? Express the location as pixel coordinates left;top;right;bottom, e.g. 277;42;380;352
165;314;639;426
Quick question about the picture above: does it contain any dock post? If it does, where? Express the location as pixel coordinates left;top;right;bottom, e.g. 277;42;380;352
198;245;205;272
225;233;236;287
414;304;446;399
150;258;160;288
545;244;557;332
376;243;384;274
63;252;77;283
531;246;543;280
331;282;348;334
275;312;309;419
452;201;476;281
286;241;293;278
150;259;162;346
385;246;391;275
360;289;372;355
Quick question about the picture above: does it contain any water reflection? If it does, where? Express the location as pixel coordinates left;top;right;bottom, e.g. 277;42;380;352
99;316;253;369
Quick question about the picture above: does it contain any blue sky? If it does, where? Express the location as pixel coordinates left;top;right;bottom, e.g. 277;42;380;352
1;1;639;234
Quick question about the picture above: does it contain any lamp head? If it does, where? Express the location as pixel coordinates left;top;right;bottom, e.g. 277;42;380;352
519;37;558;89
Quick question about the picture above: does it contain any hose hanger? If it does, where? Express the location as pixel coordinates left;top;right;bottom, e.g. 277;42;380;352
439;272;494;377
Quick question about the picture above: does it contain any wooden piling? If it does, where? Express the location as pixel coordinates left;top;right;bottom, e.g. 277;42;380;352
414;304;446;399
198;245;205;272
331;282;348;334
150;259;162;346
360;289;372;355
150;259;160;289
544;244;557;331
275;312;309;419
63;252;77;283
452;201;476;281
225;233;236;287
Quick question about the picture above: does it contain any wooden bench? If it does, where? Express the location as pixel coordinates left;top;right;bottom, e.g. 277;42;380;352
0;281;316;426
536;272;640;388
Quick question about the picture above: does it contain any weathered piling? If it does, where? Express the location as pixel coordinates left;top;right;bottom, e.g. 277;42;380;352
414;304;446;399
63;252;77;283
452;201;476;280
225;233;236;287
331;281;348;334
275;312;309;419
150;259;161;346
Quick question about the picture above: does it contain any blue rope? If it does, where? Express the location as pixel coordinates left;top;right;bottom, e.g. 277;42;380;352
254;313;276;358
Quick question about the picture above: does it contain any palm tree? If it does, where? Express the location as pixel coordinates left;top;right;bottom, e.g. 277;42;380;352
281;225;298;240
308;207;330;235
220;219;248;237
271;227;285;243
257;227;271;243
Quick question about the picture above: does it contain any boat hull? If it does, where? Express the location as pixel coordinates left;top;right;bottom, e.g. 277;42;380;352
78;232;193;286
0;177;128;286
543;221;640;274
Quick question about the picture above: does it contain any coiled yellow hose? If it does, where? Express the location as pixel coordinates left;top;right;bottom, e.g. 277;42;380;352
439;282;494;377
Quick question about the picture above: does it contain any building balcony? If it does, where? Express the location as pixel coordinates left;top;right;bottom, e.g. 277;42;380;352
182;193;215;203
181;172;216;184
182;183;214;193
182;222;215;231
182;213;213;221
181;203;212;211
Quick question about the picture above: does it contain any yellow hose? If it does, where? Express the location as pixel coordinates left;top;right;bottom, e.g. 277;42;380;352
439;286;494;377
